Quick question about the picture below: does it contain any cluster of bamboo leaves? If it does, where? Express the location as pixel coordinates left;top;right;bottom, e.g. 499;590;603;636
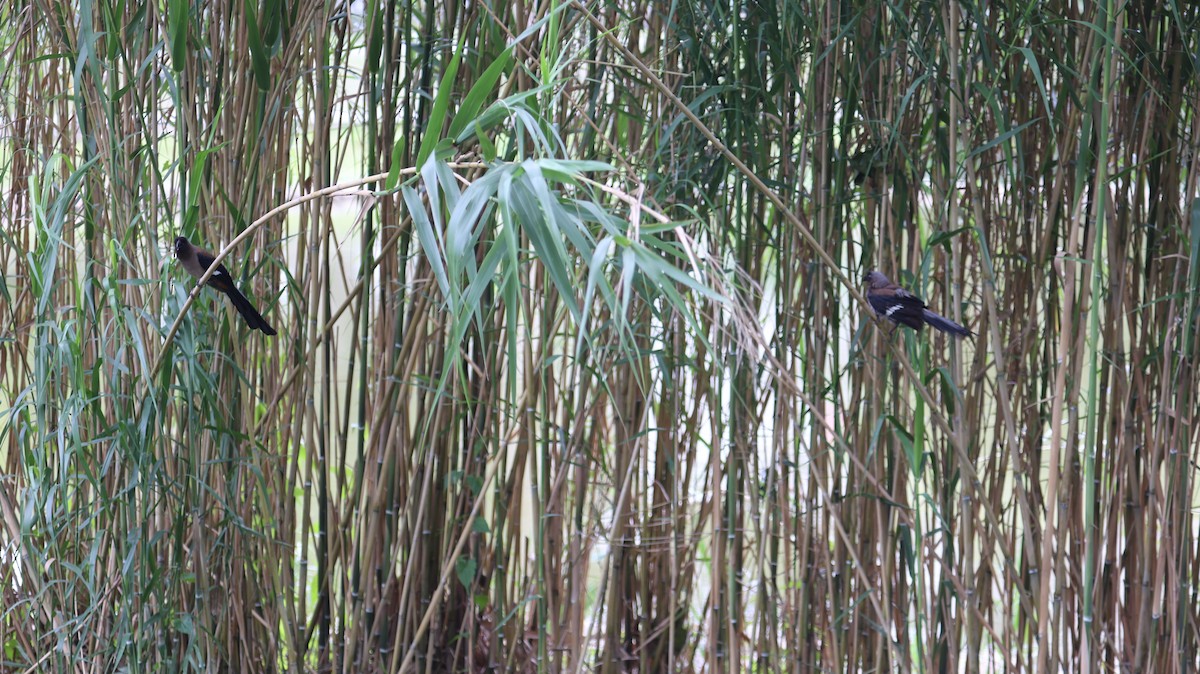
1;0;1199;672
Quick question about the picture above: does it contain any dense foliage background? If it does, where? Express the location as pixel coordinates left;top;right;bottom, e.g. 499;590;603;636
2;0;1199;671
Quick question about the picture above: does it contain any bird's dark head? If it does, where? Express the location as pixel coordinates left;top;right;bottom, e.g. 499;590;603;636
174;236;190;259
864;270;888;288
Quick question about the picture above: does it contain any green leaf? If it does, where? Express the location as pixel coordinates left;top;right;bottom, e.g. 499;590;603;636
448;48;514;141
466;475;484;495
534;158;613;184
460;233;505;339
403;185;451;305
1184;196;1200;356
967;118;1040;160
261;0;281;47
506;167;580;321
243;0;271;91
365;0;384;73
416;39;466;167
576;236;615;358
456;557;477;590
168;0;189;71
631;246;723;303
1016;47;1055;133
937;367;959;416
927;227;968;251
886;415;917;471
385;135;407;190
187;142;228;210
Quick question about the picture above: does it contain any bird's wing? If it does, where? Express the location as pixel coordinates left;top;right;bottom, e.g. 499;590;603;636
193;250;238;294
868;292;927;329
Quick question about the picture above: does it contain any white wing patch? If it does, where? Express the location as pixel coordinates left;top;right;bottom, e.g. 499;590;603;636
884;304;903;318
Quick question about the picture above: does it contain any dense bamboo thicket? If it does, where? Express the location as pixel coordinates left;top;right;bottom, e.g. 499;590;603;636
1;0;1199;671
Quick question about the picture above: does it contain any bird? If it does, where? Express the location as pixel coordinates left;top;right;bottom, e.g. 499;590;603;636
864;270;971;338
174;236;277;335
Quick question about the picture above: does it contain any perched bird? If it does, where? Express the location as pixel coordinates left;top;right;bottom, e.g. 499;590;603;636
174;236;277;335
864;270;971;338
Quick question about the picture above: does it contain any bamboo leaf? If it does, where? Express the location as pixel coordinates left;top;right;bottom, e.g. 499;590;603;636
966;118;1040;159
416;39;466;168
243;0;271;91
455;557;477;590
168;0;189;71
403;185;451;305
447;48;514;141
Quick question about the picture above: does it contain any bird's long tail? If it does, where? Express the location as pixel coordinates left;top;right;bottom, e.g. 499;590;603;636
922;309;971;337
223;286;277;335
